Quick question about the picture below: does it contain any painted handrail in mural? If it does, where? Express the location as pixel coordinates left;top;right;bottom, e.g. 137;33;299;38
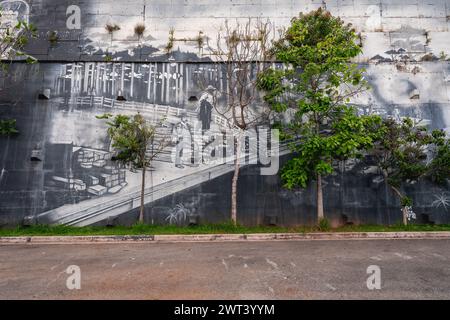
36;141;289;226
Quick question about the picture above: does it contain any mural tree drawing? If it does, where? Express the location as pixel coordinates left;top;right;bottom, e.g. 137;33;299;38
206;18;274;225
258;9;382;225
99;113;167;223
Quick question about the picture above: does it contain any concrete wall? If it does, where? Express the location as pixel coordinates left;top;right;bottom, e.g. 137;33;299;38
0;0;448;62
0;0;449;227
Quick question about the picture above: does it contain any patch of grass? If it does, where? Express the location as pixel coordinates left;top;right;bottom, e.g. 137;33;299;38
0;223;301;237
1;223;450;237
318;218;331;231
335;224;450;233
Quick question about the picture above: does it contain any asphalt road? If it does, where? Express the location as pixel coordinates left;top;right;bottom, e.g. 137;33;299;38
1;239;450;299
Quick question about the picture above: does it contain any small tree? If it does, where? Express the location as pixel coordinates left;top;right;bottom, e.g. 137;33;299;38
105;23;120;46
372;118;428;225
371;118;450;225
99;113;166;223
258;9;380;224
205;18;274;225
134;23;146;46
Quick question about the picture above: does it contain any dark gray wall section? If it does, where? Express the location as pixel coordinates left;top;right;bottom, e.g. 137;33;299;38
99;154;450;227
1;0;450;226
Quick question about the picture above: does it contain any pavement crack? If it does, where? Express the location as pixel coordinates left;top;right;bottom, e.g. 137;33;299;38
265;258;278;270
394;252;413;260
325;283;337;291
222;259;229;271
370;255;383;261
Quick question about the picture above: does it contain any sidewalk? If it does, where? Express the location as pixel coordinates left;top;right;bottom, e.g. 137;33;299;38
2;231;450;244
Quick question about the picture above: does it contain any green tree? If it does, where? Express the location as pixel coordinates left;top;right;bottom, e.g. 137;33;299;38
99;113;167;223
427;129;450;186
371;118;450;225
258;9;381;224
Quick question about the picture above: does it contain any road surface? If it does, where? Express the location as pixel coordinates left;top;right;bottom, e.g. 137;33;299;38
1;239;450;299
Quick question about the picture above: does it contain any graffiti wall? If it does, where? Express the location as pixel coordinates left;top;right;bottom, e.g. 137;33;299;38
0;0;449;227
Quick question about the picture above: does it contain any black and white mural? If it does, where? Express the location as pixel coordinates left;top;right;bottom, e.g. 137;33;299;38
0;0;449;227
0;61;282;226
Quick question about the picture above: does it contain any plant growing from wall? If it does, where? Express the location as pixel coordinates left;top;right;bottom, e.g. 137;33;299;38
105;23;121;34
196;31;204;53
257;9;381;225
165;27;175;54
105;23;120;46
164;29;206;54
48;30;59;46
134;23;146;37
134;23;146;45
204;18;274;225
98;113;167;223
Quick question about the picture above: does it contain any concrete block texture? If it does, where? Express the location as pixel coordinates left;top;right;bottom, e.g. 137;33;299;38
0;0;448;62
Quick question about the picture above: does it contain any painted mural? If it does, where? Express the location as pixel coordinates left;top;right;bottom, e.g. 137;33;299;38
0;61;282;226
0;0;449;227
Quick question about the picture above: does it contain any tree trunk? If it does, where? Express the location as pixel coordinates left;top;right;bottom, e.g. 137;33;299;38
317;174;324;223
390;185;408;226
402;207;408;226
139;166;146;224
231;136;241;226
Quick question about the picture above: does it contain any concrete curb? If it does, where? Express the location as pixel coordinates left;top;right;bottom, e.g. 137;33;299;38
1;231;450;244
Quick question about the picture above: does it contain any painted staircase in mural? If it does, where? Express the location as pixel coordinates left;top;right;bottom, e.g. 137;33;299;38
34;94;286;226
37;140;288;227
